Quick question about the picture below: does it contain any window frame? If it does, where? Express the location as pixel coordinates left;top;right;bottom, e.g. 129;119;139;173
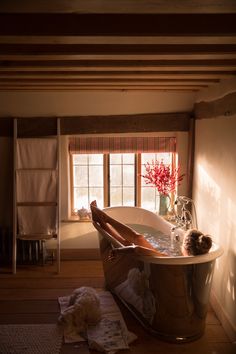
70;152;175;215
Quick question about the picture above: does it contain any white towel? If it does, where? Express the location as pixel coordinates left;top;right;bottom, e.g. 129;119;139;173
17;138;57;169
18;206;57;236
16;170;57;203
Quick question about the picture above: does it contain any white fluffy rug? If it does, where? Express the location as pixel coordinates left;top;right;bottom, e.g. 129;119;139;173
58;289;137;352
0;323;63;354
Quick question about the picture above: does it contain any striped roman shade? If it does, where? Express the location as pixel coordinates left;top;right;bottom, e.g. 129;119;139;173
69;136;176;153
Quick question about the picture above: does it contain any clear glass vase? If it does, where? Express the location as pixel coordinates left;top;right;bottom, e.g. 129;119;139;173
159;194;170;216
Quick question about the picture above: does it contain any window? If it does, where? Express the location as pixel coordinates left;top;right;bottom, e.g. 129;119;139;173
71;151;173;213
109;154;135;206
71;154;104;210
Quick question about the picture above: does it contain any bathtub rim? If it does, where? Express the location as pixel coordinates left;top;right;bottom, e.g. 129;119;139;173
102;205;224;265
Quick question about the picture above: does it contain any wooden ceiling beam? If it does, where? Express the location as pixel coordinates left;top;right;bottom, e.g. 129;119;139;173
0;66;236;73
0;13;235;36
60;113;191;134
0;112;191;137
1;36;236;45
0;85;205;91
1;59;235;70
1;1;236;15
194;92;236;119
0;86;202;92
0;71;234;80
0;12;235;93
0;78;219;85
1;54;236;61
2;43;236;54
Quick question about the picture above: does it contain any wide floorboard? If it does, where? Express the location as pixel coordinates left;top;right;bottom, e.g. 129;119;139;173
0;260;234;354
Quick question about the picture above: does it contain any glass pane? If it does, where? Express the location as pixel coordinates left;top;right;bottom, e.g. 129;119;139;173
110;154;121;164
89;188;104;208
73;154;88;164
141;164;152;186
110;165;122;186
123;154;135;164
123;187;135;206
156;153;171;164
141;187;157;211
141;152;171;165
110;187;122;206
74;187;88;210
74;166;88;187
142;153;155;164
123;165;134;186
89;166;103;186
89;154;103;164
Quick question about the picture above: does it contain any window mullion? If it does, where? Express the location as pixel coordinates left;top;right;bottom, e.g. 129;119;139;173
136;153;141;207
70;154;75;214
121;155;124;205
104;154;109;207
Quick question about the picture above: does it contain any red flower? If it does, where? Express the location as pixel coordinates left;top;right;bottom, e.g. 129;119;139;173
141;160;185;196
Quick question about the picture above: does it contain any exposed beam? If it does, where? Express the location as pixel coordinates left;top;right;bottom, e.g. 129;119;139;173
0;85;211;91
2;54;236;61
194;91;236;119
0;113;191;137
0;0;236;14
0;78;219;84
1;36;236;45
1;59;235;71
60;113;191;134
0;11;235;93
2;44;236;54
0;71;234;80
0;14;235;36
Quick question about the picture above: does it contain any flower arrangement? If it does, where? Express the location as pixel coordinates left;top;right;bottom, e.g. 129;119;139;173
142;160;185;196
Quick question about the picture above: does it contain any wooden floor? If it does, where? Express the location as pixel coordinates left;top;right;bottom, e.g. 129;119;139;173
0;260;234;354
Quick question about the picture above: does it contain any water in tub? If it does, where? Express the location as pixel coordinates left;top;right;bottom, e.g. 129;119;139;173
128;224;182;256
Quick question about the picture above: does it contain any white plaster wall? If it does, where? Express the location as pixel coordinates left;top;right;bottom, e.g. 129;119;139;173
0;91;195;117
193;78;236;338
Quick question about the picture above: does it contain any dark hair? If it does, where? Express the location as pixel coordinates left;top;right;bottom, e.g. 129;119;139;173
182;229;212;256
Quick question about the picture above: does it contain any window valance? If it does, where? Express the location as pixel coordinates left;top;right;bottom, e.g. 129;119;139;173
69;136;176;154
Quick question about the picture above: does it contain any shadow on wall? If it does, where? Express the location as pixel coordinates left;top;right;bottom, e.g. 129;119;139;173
0;137;13;227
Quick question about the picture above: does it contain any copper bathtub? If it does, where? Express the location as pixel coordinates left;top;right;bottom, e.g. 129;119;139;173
93;206;223;343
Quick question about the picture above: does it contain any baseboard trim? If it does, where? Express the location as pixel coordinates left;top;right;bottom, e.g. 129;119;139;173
48;248;101;261
210;290;236;342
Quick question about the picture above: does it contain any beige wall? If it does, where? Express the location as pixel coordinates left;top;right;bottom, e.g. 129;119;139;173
193;79;236;339
0;90;195;116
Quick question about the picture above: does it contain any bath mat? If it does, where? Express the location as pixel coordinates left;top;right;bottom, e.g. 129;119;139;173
0;323;63;354
58;289;137;346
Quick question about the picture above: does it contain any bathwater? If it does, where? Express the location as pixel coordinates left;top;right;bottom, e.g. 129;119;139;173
128;224;182;256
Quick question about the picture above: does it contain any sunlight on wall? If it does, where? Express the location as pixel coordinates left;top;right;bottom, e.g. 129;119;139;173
194;163;221;239
193;116;236;333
